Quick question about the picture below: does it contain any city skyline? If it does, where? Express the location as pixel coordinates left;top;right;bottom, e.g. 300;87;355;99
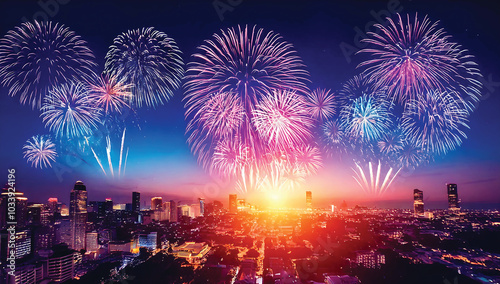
0;0;499;210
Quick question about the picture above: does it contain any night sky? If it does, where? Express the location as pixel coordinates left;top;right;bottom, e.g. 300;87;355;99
1;0;499;209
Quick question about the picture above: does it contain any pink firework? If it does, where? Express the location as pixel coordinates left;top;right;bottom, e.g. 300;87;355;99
252;89;314;151
89;74;132;114
293;145;322;176
187;91;244;141
184;25;311;183
305;88;336;121
211;138;251;178
358;13;482;104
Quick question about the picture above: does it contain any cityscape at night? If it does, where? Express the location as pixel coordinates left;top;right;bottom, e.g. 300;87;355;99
0;0;499;283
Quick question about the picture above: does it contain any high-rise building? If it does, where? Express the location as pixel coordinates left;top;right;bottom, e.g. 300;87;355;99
0;185;28;229
85;232;99;252
199;198;205;216
132;192;140;212
151;197;163;210
105;198;113;213
229;194;237;213
306;191;312;210
413;189;424;216
70;181;88;251
169;200;177;222
44;245;76;282
447;183;460;210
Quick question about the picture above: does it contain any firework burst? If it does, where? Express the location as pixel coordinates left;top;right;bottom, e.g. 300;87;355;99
184;25;311;187
305;88;336;121
358;13;482;105
252;89;314;151
105;27;184;107
211;138;251;178
89;74;132;114
23;135;58;168
293;145;322;176
341;94;394;142
41;83;102;140
402;90;469;156
0;21;96;109
321;120;346;156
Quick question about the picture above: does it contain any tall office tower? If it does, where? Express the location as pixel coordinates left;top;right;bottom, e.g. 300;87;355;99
447;183;460;210
132;192;140;212
0;185;28;229
105;198;113;213
229;194;238;213
70;181;88;251
48;198;58;212
306;191;312;210
199;198;205;216
151;197;163;210
169;200;178;222
85;232;99;252
413;189;424;216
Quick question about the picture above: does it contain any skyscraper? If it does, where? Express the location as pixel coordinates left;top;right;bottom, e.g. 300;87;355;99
151;197;163;210
199;198;205;216
105;198;113;213
413;189;424;216
0;185;28;229
70;181;88;251
169;200;177;222
306;191;312;210
447;183;460;210
132;192;140;212
229;194;237;214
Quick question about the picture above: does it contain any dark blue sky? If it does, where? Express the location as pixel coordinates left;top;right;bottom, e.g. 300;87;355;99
1;0;499;208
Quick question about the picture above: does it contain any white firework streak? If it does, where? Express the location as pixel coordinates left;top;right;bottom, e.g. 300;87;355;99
352;160;401;195
123;147;129;177
106;136;114;177
118;128;126;177
85;137;107;176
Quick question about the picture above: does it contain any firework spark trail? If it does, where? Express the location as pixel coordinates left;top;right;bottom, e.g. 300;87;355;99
380;167;402;195
352;161;401;195
85;137;107;176
106;136;115;177
23;135;58;169
0;21;96;109
105;27;184;107
123;147;129;177
118;128;126;177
